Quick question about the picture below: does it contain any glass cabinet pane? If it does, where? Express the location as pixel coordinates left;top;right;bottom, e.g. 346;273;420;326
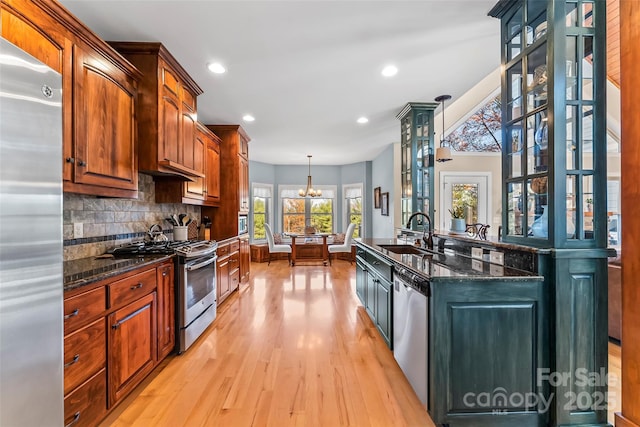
566;106;578;169
526;44;547;111
567;175;577;238
583;174;594;240
507;62;524;120
582;36;594;100
507;182;524;236
526;0;547;44
582;1;594;27
506;7;523;61
566;1;578;26
582;106;594;169
527;111;548;174
507;121;523;177
527;177;549;239
566;36;578;100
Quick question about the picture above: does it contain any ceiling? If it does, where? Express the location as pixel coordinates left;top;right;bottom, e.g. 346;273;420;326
59;0;501;165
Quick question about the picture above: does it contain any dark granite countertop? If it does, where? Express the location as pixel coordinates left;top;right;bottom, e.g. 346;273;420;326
64;254;174;292
357;238;542;282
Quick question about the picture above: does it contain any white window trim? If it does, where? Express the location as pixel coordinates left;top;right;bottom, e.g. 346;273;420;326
251;182;273;242
342;183;363;236
438;171;492;231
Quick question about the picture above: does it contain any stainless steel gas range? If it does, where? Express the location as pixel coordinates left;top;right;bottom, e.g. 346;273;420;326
110;240;218;353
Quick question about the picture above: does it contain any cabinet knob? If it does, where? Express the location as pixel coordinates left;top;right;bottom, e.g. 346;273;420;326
162;272;167;277
65;157;75;164
77;160;86;167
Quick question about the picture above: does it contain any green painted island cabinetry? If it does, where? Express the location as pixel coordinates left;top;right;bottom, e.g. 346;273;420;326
355;245;393;348
489;0;610;425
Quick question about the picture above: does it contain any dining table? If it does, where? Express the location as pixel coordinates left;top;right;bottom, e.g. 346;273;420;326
286;233;331;266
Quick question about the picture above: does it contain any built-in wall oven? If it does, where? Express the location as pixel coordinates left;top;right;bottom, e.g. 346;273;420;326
175;241;218;353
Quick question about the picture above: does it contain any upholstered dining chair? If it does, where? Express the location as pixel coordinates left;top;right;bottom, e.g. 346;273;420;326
328;223;356;265
265;223;292;265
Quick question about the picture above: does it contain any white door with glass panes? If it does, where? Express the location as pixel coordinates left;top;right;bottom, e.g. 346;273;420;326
440;172;490;232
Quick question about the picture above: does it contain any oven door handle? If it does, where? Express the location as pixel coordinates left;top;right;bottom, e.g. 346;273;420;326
186;255;218;271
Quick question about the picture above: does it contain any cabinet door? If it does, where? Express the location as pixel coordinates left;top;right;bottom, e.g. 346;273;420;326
239;156;250;213
181;104;196;169
217;258;230;304
108;292;157;406
365;269;377;320
355;259;367;305
205;138;221;205
156;262;175;361
239;238;250;283
185;127;207;200
73;44;137;192
375;276;392;347
160;90;181;164
0;4;74;183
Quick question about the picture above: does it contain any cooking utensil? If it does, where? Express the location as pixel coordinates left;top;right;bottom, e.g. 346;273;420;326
178;213;186;225
182;215;190;226
172;214;180;226
166;217;178;226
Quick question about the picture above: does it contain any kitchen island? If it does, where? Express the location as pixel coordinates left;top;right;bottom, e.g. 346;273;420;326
356;238;547;427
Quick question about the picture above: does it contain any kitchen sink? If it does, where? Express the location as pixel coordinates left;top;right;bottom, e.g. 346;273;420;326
378;244;434;256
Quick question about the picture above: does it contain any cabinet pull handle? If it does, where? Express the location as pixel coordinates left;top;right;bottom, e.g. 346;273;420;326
65;157;75;164
64;354;80;368
130;283;143;290
112;304;150;330
372;261;380;266
77;160;86;167
64;309;79;320
65;412;80;427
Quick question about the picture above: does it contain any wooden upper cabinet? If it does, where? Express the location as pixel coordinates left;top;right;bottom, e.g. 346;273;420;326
2;0;141;198
72;43;137;192
202;125;250;239
109;42;204;181
204;126;221;206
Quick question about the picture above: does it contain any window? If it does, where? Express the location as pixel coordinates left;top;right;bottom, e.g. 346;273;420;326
280;186;336;234
344;184;362;238
444;93;502;152
252;184;272;240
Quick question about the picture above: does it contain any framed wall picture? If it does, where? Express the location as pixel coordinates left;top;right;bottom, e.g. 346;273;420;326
374;187;381;209
381;192;389;216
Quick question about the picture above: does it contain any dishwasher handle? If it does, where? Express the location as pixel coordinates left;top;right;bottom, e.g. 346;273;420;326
394;267;431;297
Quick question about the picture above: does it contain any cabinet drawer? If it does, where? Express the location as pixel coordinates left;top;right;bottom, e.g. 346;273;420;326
64;369;107;427
229;251;240;271
64;287;106;335
365;251;393;282
217;243;230;257
108;268;156;309
229;240;240;252
230;268;240;291
64;318;106;396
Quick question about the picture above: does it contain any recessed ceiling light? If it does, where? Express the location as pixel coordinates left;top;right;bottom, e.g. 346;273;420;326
243;115;255;122
357;117;369;124
207;62;226;74
381;65;398;77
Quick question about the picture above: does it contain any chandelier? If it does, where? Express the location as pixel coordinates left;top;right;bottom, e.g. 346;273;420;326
298;155;322;197
435;94;453;162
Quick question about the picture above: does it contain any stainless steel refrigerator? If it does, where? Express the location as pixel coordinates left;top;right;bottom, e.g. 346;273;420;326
0;38;64;425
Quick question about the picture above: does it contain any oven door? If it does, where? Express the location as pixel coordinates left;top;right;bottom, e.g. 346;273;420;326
179;255;217;327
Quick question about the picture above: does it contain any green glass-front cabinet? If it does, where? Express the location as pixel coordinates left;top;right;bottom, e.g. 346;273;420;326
490;1;609;426
396;103;439;229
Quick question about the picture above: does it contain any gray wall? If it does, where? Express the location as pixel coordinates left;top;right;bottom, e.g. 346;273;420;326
371;144;396;238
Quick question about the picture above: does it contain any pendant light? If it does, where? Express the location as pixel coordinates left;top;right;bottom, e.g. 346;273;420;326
435;94;453;162
298;155;322;197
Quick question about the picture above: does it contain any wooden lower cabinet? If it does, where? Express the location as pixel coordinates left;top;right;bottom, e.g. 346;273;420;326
108;292;157;407
217;238;240;305
63;258;175;426
64;369;107;427
157;261;175;361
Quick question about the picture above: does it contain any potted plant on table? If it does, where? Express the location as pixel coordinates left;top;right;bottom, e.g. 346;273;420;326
448;205;467;233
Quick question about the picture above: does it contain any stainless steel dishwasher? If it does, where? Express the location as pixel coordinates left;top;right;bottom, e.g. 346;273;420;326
393;266;430;409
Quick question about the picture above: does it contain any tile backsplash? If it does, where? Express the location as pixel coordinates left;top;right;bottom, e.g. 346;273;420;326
63;173;201;260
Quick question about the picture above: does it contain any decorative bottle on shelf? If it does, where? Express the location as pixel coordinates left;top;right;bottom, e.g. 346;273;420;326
531;205;548;238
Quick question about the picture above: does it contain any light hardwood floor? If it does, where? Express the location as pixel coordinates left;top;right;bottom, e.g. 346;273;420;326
100;260;435;427
100;260;622;427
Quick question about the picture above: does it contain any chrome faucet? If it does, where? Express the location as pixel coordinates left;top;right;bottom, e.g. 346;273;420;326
406;212;434;250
